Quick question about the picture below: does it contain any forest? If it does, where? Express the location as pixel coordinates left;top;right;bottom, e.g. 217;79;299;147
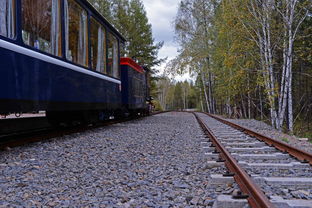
164;0;312;136
89;0;312;136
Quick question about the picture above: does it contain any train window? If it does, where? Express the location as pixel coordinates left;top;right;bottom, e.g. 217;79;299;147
107;32;120;78
90;17;106;73
22;0;62;56
0;0;15;39
65;0;88;67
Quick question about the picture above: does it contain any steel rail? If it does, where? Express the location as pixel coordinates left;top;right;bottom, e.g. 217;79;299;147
193;112;274;208
206;113;312;164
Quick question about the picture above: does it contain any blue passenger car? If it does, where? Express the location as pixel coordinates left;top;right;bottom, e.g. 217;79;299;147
0;0;126;123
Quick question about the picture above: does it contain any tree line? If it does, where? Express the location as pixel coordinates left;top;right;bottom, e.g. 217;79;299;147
156;77;200;111
88;0;163;71
167;0;312;133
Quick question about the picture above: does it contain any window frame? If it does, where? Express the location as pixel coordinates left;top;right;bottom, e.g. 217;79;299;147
64;0;89;67
106;30;120;79
89;15;107;74
63;0;121;80
0;0;123;80
0;0;16;40
19;0;64;59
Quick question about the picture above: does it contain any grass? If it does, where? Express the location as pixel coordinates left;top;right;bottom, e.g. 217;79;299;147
281;137;289;143
304;133;312;143
293;130;312;143
293;120;312;142
301;132;312;139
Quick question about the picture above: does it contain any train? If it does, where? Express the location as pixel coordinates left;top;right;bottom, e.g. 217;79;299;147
0;0;152;125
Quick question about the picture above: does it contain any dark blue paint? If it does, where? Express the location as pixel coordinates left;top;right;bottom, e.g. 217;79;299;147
121;65;148;110
0;47;122;112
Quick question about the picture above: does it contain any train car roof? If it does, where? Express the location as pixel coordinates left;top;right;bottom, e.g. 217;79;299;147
85;0;126;42
120;57;144;74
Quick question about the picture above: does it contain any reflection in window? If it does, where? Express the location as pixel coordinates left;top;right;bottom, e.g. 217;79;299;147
65;0;88;66
134;78;143;97
90;17;106;73
0;0;15;38
107;32;120;78
22;0;62;56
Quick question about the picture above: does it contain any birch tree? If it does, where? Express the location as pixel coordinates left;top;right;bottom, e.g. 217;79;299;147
276;0;310;132
233;0;310;130
157;76;172;110
241;0;280;128
171;0;218;113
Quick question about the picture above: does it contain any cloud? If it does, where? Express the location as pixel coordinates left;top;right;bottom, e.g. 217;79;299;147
142;0;180;61
158;44;179;60
141;0;182;78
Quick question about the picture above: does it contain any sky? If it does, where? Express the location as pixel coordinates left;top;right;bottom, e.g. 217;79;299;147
141;0;190;81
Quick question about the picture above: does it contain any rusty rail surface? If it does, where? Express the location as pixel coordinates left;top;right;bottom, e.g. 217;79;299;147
193;112;274;208
206;113;312;164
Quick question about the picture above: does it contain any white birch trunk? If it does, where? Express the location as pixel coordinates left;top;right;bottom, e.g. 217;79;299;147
200;94;204;112
259;86;264;120
208;72;215;114
248;0;283;128
288;68;293;132
265;9;279;128
247;73;251;119
201;71;210;113
277;28;288;130
183;87;186;110
259;30;278;128
278;1;292;130
199;85;205;112
276;0;306;132
226;97;232;117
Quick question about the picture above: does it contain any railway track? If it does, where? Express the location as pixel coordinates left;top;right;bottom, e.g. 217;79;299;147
0;112;166;150
193;112;312;208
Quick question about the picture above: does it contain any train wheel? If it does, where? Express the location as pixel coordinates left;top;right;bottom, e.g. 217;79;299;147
46;111;65;127
46;111;87;127
81;111;100;125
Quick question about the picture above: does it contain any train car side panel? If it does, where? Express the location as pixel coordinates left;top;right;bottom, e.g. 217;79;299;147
120;57;148;112
0;44;121;113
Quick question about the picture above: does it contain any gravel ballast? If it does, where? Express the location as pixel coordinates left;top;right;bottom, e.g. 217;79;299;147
0;112;228;207
197;113;312;202
225;118;312;154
